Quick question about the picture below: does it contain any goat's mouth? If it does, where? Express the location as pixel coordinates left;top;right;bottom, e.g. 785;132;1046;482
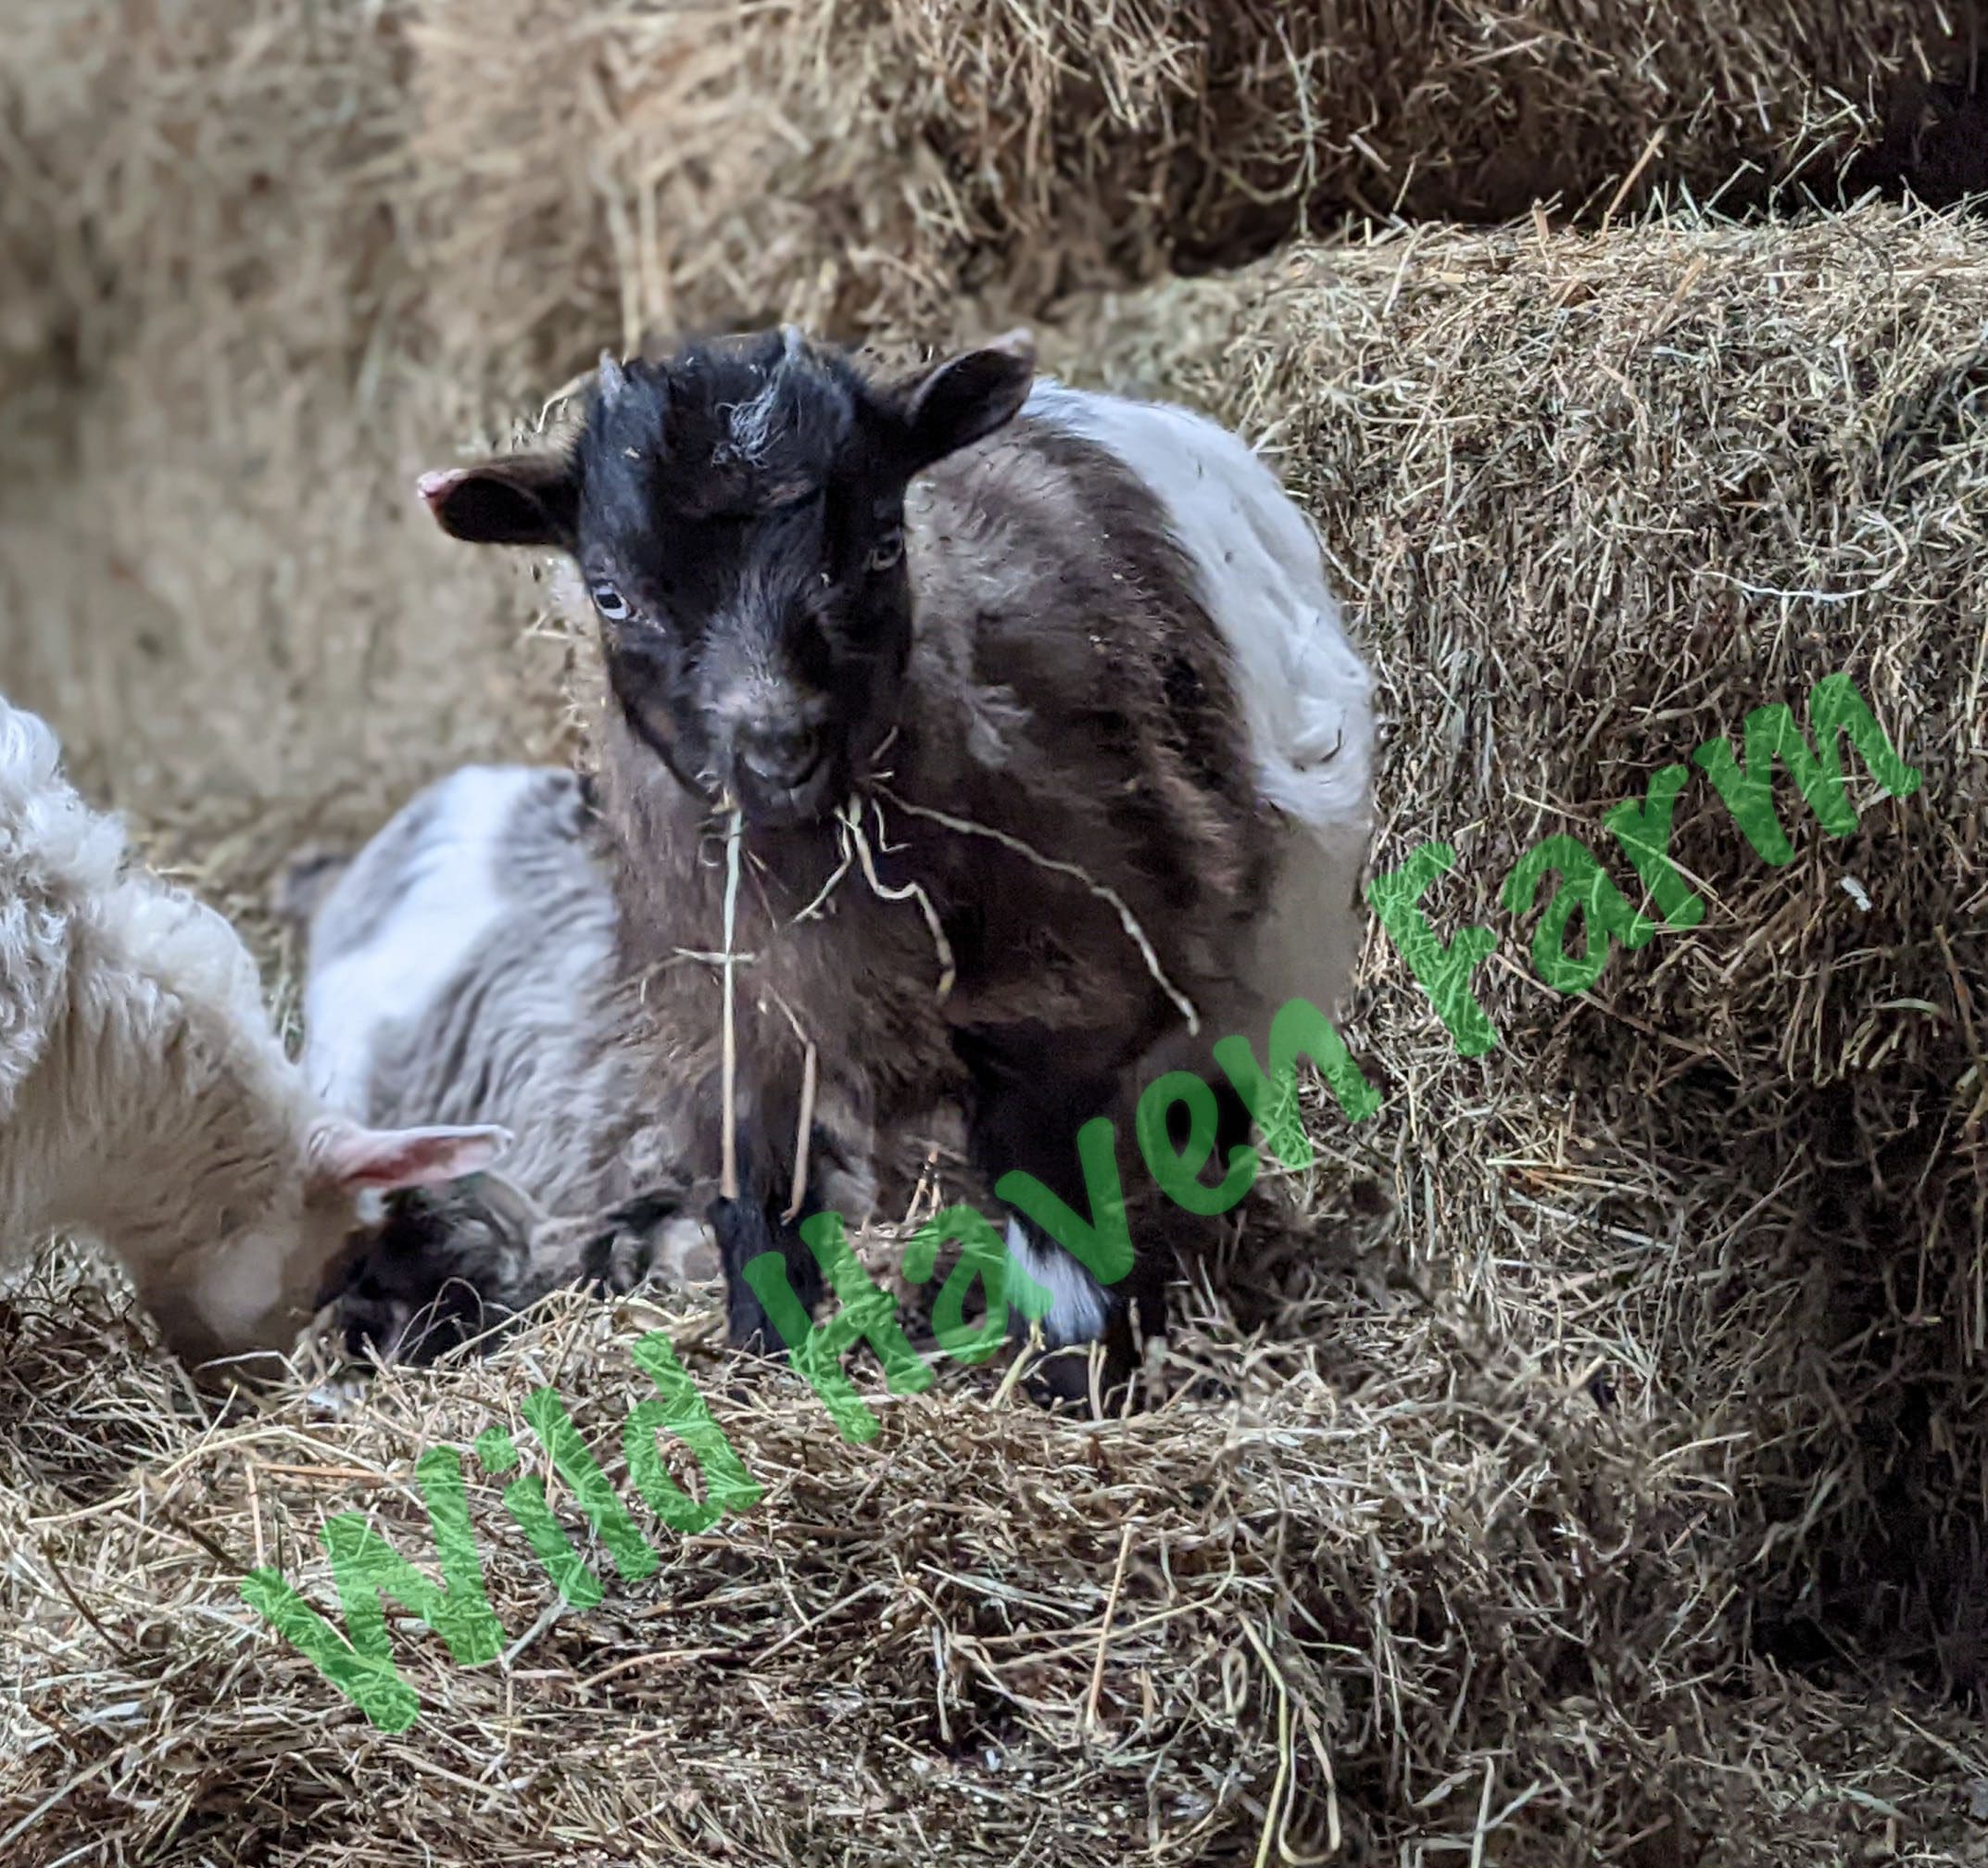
733;752;837;828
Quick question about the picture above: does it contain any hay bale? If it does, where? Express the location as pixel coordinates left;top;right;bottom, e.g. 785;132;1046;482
0;0;413;390
0;0;583;877
1050;198;1988;1683
0;1122;1981;1862
8;0;1976;406
406;0;1981;388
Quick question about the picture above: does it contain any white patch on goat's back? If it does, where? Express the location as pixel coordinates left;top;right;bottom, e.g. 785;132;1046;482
1005;1218;1108;1347
302;767;535;1115
1023;382;1376;835
115;884;271;1036
4;693;295;1131
1;699;126;901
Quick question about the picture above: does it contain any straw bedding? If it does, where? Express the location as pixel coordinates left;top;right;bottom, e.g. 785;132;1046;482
4;0;1988;1856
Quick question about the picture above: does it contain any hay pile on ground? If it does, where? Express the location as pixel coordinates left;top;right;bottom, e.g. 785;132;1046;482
8;196;1988;1862
0;1250;1684;1865
1;1126;1978;1865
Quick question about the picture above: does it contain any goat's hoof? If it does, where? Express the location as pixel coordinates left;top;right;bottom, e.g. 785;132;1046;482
328;1184;529;1369
1022;1342;1139;1419
723;1316;790;1364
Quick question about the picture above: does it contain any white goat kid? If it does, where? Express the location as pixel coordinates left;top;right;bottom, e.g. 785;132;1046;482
0;696;508;1375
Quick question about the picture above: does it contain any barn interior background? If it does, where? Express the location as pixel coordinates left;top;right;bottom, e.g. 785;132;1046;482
3;4;1987;1862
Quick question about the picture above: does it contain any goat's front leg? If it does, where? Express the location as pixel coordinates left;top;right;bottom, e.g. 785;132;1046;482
524;1183;719;1298
708;1121;825;1355
330;1175;715;1366
953;1027;1166;1409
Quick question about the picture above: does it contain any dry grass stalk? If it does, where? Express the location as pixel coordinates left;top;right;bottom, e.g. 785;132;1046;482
837;795;957;1000
875;783;1202;1034
719;805;744;1201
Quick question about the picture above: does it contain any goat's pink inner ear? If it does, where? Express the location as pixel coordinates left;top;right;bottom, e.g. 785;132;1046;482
308;1120;511;1194
414;454;579;548
416;468;466;508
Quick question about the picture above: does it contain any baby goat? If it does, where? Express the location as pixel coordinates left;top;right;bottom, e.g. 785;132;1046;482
0;695;506;1376
420;331;1376;1397
282;763;724;1362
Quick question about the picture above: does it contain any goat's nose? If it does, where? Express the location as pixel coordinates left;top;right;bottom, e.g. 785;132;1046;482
737;720;823;787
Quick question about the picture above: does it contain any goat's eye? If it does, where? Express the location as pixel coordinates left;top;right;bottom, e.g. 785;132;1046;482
590;582;630;623
865;530;904;574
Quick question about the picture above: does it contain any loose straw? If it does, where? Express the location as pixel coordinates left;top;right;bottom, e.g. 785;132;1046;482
874;784;1200;1033
766;991;820;1224
1085;1521;1137;1734
786;1042;819;1222
838;798;955;998
719;807;743;1201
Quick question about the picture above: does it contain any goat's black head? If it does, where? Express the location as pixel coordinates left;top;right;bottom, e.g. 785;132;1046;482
420;326;1038;829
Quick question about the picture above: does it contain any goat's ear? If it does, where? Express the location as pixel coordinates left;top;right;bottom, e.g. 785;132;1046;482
308;1119;513;1194
893;329;1037;473
418;455;578;549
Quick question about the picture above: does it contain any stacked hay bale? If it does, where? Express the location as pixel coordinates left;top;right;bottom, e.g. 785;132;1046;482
5;2;1982;404
0;0;574;871
1053;199;1988;1683
405;0;1980;388
0;0;409;396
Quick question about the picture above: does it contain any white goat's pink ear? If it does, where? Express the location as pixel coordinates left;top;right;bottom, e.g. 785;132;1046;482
307;1120;512;1193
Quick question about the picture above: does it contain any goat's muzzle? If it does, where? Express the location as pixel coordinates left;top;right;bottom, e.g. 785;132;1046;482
730;723;838;827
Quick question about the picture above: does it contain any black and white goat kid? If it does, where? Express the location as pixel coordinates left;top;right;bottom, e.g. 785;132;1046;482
280;764;724;1365
418;328;1376;1402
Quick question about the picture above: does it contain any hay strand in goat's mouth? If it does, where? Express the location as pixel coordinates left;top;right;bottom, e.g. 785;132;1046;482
719;805;743;1201
766;990;821;1224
